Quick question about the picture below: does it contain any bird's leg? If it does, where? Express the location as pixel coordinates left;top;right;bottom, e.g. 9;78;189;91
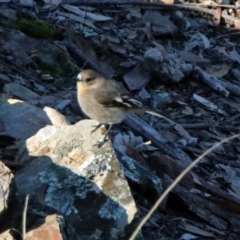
91;123;104;133
102;124;112;142
94;124;113;148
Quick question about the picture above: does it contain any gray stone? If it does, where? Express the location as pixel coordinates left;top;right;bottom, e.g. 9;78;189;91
144;48;193;83
142;11;177;35
0;29;79;86
4;83;40;101
0;9;17;21
0;97;70;141
19;0;34;7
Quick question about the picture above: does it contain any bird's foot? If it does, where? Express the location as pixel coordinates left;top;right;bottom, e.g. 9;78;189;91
92;124;112;148
94;136;109;148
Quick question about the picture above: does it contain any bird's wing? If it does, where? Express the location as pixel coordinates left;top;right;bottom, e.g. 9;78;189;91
93;90;125;108
94;90;142;109
94;90;118;107
101;79;128;93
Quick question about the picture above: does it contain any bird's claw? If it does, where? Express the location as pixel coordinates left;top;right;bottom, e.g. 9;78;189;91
94;138;108;148
92;124;111;147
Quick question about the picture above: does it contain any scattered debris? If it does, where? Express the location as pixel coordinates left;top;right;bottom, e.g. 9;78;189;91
1;1;240;239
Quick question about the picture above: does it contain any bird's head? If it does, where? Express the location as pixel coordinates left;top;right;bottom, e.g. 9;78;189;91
77;69;103;88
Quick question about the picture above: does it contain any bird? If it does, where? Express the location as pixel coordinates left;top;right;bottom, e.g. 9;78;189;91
76;69;171;146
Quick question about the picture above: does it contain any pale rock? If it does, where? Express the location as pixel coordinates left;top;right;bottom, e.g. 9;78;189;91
43;106;71;126
25;215;63;240
0;161;13;214
14;120;137;239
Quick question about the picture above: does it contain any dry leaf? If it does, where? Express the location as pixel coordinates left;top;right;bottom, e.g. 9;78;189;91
127;6;142;18
179;233;198;240
179;51;211;64
57;11;96;29
123;65;150;91
198;32;210;49
62;4;112;21
206;64;231;77
215;46;229;57
55;99;71;111
193;94;225;114
182;106;194;115
113;132;157;154
229;49;240;64
43;0;61;4
179;223;215;237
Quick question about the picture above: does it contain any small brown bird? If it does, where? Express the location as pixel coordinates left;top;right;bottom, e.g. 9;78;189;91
77;69;170;145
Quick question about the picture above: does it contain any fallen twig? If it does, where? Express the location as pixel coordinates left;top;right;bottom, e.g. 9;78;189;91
159;122;216;130
222;10;240;30
194;67;230;97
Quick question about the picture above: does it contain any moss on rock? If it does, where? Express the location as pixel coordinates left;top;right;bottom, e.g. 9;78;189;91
12;18;56;39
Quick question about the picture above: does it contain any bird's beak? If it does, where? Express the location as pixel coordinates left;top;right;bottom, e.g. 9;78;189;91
76;76;81;82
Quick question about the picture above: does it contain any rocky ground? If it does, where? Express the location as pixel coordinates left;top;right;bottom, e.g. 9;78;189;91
1;0;240;239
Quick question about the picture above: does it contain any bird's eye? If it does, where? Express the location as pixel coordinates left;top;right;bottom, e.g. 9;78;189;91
85;77;92;82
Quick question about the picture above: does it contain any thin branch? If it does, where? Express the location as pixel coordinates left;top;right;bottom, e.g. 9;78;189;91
22;194;29;240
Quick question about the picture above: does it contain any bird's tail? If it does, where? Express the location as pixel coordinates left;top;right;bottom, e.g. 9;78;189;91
145;110;173;123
